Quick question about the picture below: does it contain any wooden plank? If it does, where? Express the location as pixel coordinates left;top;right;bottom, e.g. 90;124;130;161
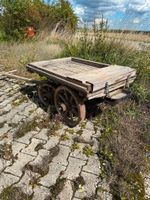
92;72;136;92
30;59;97;75
72;57;109;68
68;65;136;92
2;73;32;82
27;65;90;94
87;78;135;100
29;57;72;66
69;65;135;82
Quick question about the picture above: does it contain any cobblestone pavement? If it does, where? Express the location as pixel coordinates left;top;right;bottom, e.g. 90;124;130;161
0;76;149;200
0;76;113;200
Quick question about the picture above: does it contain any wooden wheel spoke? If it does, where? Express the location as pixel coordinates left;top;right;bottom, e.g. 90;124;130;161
64;90;69;101
59;94;66;103
54;86;86;127
38;82;54;106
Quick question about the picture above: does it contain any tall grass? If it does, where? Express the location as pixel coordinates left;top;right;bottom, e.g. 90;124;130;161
0;36;63;76
63;26;150;90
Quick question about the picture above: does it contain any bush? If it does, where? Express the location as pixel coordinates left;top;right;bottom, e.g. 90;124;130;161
0;0;77;40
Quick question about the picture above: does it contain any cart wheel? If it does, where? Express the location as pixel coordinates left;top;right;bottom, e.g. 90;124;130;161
38;83;55;106
54;86;86;127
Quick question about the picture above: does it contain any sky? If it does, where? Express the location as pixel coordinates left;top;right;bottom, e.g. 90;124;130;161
69;0;150;31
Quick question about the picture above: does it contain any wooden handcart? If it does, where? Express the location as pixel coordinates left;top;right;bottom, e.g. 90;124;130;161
26;57;136;127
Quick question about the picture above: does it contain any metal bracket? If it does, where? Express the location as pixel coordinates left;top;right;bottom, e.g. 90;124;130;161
104;82;110;97
125;75;130;88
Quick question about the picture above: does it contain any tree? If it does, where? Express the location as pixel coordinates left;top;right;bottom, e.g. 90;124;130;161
0;0;78;40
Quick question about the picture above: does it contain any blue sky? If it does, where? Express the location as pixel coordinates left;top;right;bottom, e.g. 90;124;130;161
69;0;150;31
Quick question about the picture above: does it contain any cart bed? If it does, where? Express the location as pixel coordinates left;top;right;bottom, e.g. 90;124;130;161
27;57;136;99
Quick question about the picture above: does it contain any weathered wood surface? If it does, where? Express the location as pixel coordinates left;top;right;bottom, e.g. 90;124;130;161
27;57;136;98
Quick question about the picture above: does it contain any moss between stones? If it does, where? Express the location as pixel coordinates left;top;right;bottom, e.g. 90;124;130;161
0;186;33;200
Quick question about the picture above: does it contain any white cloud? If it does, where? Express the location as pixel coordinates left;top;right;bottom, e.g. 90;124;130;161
74;6;85;16
71;0;150;30
128;0;150;13
133;18;140;24
95;18;107;24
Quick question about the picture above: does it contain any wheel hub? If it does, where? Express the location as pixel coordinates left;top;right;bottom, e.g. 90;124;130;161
59;103;67;112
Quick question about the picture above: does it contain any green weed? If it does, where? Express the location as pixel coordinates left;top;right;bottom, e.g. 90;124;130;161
83;145;94;157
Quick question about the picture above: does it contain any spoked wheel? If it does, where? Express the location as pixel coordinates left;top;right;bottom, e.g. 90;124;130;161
38;82;55;107
54;86;86;127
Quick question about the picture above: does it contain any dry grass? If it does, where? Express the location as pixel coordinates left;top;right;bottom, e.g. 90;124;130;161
98;101;150;199
106;32;150;43
75;31;150;51
0;36;63;77
76;30;150;43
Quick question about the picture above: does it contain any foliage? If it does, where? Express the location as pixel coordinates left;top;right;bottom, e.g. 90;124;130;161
97;100;150;200
62;21;150;92
83;145;94;157
0;0;77;40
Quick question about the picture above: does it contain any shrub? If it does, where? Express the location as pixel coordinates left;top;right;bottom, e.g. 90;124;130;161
0;0;77;40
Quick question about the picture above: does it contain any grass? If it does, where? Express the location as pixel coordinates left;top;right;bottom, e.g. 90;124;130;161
83;145;94;157
71;142;80;151
12;95;28;107
0;36;63;77
0;143;13;160
15;118;38;138
0;186;32;200
97;100;150;199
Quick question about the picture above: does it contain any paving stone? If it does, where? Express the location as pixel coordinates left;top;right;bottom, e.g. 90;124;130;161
0;124;11;135
5;87;12;93
2;129;17;143
52;145;70;166
63;157;86;180
33;186;51;200
12;141;26;156
0;95;7;103
83;155;100;175
0;116;6;124
15;170;40;196
29;108;45;120
81;129;95;142
27;149;50;168
85;121;94;131
91;137;99;153
56;180;73;200
5;152;34;177
60;137;74;147
43;136;59;150
0;99;10;108
0;104;12;115
97;180;112;200
34;128;49;141
40;163;66;187
0;159;12;173
70;144;88;161
55;125;68;137
21;138;44;156
10;114;23;124
23;104;37;116
35;107;45;115
75;171;99;199
15;131;38;144
0;173;19;193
